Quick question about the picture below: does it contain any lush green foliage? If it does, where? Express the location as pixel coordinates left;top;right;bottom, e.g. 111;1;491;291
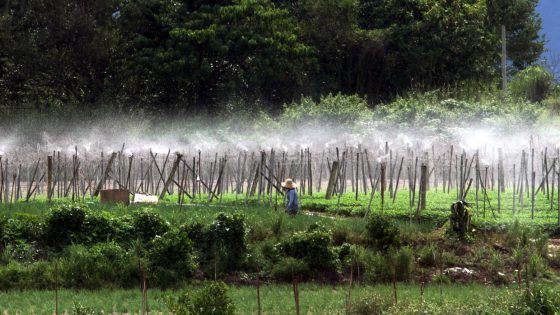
365;214;400;250
0;0;545;110
509;65;557;102
147;229;197;287
165;282;235;315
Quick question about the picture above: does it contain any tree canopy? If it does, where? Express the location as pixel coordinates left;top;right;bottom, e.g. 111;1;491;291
0;0;545;111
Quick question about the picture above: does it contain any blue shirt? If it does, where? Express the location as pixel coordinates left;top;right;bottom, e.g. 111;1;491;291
286;188;298;213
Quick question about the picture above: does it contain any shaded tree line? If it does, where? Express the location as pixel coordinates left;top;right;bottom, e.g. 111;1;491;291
0;0;544;111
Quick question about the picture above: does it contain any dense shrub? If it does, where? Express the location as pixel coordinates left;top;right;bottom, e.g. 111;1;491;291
0;261;53;290
516;285;560;315
60;242;137;289
1;213;42;246
270;257;310;281
43;206;87;248
509;65;556;102
132;209;169;243
394;246;414;282
280;93;372;128
418;244;437;267
277;224;339;273
164;282;235;315
2;241;40;263
43;206;119;248
147;229;197;287
350;292;390;315
364;252;392;283
365;214;400;250
205;213;247;273
112;215;136;245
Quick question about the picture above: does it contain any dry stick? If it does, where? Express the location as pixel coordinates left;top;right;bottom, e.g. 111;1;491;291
365;167;380;217
16;164;21;201
448;145;453;193
0;157;3;203
531;171;536;219
355;152;359;201
54;261;58;315
511;163;515;215
25;160;40;202
317;150;325;193
412;156;418;207
209;157;227;202
126;154;134;191
535;164;555;195
159;154;183;200
364;150;374;190
308;150;312;197
419;163;428;211
478;169;497;219
93;152;117;197
461;179;473;201
389;150;394;197
551;159;556;212
256;269;262;315
380;162;386;214
545;148;550;199
292;273;300;315
558;167;560;225
28;173;45;200
325;161;339;200
346;263;353;315
361;149;368;194
392;156;404;203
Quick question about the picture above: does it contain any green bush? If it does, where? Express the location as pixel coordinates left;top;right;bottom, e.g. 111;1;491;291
132;209;170;243
516;284;560;315
72;303;101;315
1;213;42;246
350;292;391;315
364;252;392;283
365;214;400;250
278;224;339;273
509;65;556;102
281;93;372;128
43;206;119;248
206;213;247;272
165;282;235;315
418;244;437;267
270;257;310;281
147;229;197;287
60;242;137;289
394;246;414;282
2;241;39;263
43;205;87;248
0;261;53;290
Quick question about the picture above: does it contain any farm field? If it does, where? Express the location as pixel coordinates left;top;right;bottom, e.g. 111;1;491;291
2;188;560;314
0;283;547;314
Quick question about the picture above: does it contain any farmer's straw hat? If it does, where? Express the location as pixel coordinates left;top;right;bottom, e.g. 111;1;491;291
281;178;297;189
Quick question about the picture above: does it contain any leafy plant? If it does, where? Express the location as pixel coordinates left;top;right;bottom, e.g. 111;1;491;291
365;214;400;250
164;282;235;315
277;224;339;273
509;65;556;102
147;229;197;287
132;209;170;244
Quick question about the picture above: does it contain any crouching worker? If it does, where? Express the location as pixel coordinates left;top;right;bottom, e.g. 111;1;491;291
282;178;299;216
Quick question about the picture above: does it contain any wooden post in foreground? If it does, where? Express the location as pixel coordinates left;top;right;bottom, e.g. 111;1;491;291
47;156;53;202
325;161;339;200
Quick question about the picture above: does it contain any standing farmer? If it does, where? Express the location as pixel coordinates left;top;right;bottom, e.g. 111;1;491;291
282;178;299;216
